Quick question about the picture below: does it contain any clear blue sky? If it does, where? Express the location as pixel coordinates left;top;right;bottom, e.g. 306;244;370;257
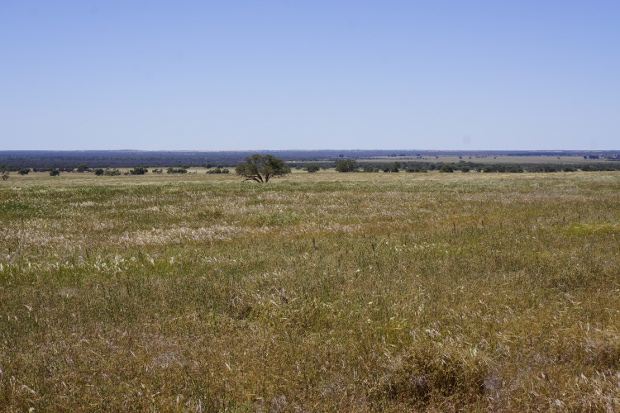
1;1;619;151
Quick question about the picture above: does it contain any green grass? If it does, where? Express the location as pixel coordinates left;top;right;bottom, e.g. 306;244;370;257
1;171;619;411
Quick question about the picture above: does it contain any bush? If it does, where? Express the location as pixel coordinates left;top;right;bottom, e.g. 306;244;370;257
335;159;359;172
581;164;597;171
206;168;230;174
528;165;558;173
383;162;400;173
130;167;148;175
439;164;454;173
94;168;105;176
167;167;188;174
305;164;320;173
406;163;428;173
49;169;60;176
18;168;30;175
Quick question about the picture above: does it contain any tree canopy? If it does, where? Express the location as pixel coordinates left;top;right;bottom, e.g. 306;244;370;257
235;154;290;183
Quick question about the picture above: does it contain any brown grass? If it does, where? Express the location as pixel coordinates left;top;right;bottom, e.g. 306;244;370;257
1;170;619;411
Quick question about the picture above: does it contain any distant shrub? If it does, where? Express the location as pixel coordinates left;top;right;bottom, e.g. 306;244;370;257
581;164;597;171
49;169;60;176
528;165;558;173
439;164;454;173
130;167;148;175
94;168;105;176
406;164;427;173
305;164;320;173
482;164;523;173
206;168;229;174
363;165;380;172
383;162;400;173
167;167;188;174
18;168;30;175
335;159;359;172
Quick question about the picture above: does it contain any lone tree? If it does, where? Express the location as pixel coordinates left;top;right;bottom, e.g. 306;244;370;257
236;154;290;183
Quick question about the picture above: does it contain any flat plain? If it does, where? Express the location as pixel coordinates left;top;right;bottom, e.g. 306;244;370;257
1;170;619;411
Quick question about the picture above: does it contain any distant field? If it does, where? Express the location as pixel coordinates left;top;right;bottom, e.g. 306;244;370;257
1;171;619;411
362;155;617;165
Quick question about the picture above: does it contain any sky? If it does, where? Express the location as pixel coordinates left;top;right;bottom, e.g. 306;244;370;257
1;1;619;151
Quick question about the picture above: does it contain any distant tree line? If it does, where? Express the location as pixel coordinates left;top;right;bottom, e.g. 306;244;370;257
2;150;620;170
330;160;620;173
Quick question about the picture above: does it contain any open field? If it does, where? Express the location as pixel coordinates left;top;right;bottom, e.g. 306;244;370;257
360;155;619;165
1;171;619;411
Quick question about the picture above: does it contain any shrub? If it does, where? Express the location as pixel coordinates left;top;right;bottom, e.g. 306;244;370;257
581;164;597;171
167;167;188;174
130;167;148;175
335;159;359;172
206;168;230;174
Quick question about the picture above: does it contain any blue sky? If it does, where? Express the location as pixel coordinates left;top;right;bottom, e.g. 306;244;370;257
1;1;619;151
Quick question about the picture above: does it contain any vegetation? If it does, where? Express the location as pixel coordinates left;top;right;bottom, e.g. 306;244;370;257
206;167;230;174
235;154;291;183
104;169;122;176
130;167;149;175
166;167;188;174
335;159;359;172
1;171;620;411
305;164;321;173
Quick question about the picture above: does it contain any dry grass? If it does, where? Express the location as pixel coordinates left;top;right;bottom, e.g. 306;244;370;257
1;171;619;411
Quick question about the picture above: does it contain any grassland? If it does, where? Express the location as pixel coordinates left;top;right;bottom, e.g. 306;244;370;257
1;170;619;412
